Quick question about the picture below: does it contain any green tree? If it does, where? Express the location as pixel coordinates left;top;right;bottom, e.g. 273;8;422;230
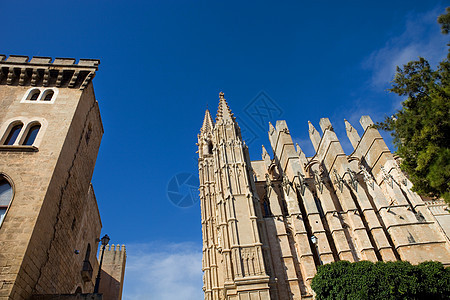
438;7;450;35
377;7;450;202
311;260;450;300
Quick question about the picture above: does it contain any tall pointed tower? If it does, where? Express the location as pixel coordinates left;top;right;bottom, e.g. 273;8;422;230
198;93;271;300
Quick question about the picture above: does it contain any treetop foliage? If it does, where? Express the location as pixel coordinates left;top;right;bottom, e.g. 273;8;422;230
438;7;450;35
311;260;450;300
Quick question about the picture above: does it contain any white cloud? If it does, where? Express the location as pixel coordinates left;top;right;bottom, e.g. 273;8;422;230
363;7;448;88
122;242;203;300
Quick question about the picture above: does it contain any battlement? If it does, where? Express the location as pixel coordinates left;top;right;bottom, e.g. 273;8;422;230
99;244;126;300
105;244;126;252
0;54;100;90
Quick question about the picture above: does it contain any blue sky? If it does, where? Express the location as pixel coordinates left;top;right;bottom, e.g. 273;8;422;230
2;1;448;299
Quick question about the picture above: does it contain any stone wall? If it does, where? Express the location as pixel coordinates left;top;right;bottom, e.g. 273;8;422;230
0;56;104;300
198;94;450;300
98;245;126;300
31;293;102;300
251;116;450;298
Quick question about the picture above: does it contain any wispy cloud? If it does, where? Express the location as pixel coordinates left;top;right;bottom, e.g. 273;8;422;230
363;7;448;89
122;242;203;300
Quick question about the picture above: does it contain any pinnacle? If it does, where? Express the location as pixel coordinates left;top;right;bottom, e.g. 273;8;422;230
308;121;317;133
216;92;235;122
262;145;269;157
344;119;354;132
201;109;214;133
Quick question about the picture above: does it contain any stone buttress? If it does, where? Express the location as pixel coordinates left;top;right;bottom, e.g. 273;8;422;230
198;94;450;300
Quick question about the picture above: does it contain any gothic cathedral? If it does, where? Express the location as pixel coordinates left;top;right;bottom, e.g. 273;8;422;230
198;93;450;300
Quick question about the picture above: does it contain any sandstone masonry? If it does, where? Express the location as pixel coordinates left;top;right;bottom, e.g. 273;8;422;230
198;93;450;300
0;55;125;300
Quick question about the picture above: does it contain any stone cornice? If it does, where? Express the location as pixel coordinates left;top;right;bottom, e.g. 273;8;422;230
0;55;99;90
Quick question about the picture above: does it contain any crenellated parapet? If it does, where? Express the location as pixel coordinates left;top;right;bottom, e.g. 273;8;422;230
0;54;99;90
98;244;126;300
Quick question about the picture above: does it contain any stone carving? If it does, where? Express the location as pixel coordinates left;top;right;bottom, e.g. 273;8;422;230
197;95;450;300
359;164;374;189
380;165;394;188
332;169;345;192
281;174;293;196
313;169;324;193
295;171;307;196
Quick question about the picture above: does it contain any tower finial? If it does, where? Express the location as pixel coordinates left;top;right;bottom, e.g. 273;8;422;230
262;145;271;169
216;92;234;122
345;119;361;149
200;109;214;134
308;121;321;151
268;122;275;134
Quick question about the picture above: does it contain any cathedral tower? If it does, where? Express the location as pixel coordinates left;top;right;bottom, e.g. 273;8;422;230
198;93;271;300
198;93;450;300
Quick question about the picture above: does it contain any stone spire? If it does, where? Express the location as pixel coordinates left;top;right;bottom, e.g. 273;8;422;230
308;121;321;151
296;143;308;166
200;109;214;134
216;92;235;122
268;122;275;134
344;119;361;149
360;115;374;131
319;118;333;133
262;145;271;169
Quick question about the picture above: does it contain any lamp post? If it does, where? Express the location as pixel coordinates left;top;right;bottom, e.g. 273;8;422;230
310;235;317;245
310;235;322;265
94;234;110;294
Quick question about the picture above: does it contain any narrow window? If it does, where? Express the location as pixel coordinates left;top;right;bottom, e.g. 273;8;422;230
85;124;92;144
23;124;40;146
84;243;91;261
4;123;23;145
263;200;272;217
0;176;13;224
43;90;54;101
208;141;213;154
27;90;40;101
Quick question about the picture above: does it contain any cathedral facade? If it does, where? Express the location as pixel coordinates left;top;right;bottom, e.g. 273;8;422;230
198;93;450;300
0;55;125;300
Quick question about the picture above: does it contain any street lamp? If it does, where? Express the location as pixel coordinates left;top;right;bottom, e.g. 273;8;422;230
94;234;110;294
310;235;322;265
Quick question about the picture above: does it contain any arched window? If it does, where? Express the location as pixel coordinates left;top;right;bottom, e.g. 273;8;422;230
43;90;54;101
3;123;23;145
27;89;40;101
263;198;272;217
0;176;13;224
23;124;40;146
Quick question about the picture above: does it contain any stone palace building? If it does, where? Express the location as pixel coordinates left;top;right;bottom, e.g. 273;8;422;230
0;55;125;300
